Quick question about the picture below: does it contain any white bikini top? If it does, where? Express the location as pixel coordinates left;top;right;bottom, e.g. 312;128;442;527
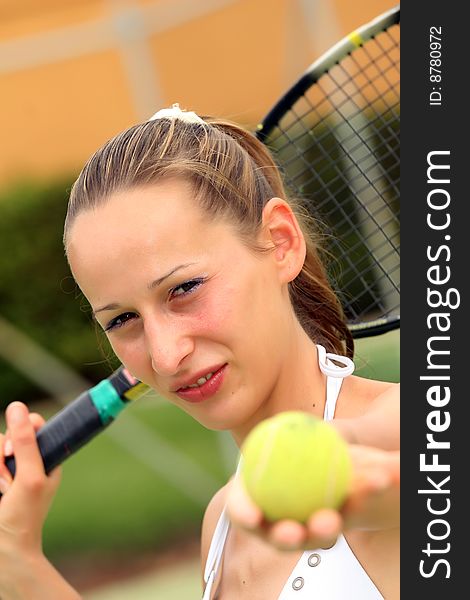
202;345;384;600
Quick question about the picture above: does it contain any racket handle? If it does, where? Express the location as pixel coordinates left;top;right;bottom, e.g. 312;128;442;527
3;367;142;478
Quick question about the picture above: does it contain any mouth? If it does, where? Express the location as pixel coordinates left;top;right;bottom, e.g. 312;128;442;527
174;364;228;403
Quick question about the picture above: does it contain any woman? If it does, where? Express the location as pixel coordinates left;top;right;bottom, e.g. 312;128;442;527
0;105;399;599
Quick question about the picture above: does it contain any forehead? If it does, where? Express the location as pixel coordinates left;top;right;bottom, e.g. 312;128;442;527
69;180;196;251
66;180;234;297
70;177;200;232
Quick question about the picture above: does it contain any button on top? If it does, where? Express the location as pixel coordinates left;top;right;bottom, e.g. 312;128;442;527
308;553;321;567
292;577;304;591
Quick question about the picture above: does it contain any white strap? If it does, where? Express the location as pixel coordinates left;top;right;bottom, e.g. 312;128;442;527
316;344;355;378
202;570;215;600
324;376;343;422
203;508;230;586
202;461;242;599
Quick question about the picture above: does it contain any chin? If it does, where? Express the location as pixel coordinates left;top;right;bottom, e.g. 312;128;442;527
197;404;255;433
188;410;236;432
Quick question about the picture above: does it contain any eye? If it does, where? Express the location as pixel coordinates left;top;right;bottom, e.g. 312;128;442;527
170;277;205;299
104;312;137;332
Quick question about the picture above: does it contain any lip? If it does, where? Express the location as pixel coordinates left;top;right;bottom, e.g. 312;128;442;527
174;364;228;403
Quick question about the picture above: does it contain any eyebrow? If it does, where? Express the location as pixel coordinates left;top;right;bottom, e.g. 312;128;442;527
148;262;196;290
92;262;197;317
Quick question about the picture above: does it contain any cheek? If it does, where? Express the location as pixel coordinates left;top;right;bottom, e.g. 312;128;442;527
192;283;237;337
199;270;276;346
107;335;148;379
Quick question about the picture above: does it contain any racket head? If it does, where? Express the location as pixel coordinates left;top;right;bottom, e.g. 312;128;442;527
257;7;400;339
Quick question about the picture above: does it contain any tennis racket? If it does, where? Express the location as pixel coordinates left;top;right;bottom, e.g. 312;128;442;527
3;367;146;480
2;6;400;481
256;6;400;339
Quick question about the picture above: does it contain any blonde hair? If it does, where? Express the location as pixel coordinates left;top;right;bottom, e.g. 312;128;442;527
65;115;354;357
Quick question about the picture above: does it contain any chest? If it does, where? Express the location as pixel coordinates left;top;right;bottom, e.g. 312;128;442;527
214;528;396;600
216;528;303;600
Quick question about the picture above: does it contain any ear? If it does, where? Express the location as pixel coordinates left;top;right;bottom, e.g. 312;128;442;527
260;198;306;283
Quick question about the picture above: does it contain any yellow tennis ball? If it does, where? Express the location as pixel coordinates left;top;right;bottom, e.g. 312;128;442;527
240;411;352;523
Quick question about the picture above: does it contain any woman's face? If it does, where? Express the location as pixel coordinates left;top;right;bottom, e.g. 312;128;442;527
67;179;296;432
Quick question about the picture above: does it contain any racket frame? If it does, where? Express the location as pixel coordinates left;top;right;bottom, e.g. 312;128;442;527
256;6;400;339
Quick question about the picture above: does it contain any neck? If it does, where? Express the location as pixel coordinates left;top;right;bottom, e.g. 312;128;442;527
230;319;326;447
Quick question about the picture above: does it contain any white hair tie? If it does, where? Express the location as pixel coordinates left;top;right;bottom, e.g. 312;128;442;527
149;102;205;125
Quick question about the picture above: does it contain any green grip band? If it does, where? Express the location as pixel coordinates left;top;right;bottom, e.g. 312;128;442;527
89;380;127;424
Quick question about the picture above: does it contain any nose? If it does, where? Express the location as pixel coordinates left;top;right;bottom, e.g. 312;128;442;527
145;316;194;377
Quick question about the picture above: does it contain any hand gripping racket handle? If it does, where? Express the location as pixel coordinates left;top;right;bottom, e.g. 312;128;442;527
3;367;144;479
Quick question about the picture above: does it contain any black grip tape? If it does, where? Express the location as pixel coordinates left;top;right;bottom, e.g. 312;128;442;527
5;391;104;477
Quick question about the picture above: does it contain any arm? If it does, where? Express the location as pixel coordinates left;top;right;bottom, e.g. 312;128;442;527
226;385;400;549
0;402;82;600
1;553;82;600
333;383;400;450
330;383;400;530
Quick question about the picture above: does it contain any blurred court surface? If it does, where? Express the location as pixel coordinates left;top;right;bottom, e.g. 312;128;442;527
84;558;201;599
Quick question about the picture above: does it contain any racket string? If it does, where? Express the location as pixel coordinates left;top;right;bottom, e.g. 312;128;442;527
260;20;400;327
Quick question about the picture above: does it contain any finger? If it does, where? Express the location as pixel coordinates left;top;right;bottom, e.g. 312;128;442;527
226;476;263;530
2;432;13;457
6;402;45;480
306;509;342;548
0;433;13;484
0;476;10;495
268;519;307;550
385;450;400;485
348;467;392;511
2;413;45;460
0;433;12;490
29;412;46;432
349;446;399;488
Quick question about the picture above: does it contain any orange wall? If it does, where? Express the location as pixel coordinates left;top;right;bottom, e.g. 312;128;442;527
0;0;397;185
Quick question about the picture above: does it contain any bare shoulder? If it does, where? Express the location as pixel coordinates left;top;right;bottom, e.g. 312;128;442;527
200;482;230;579
337;378;399;450
340;374;398;417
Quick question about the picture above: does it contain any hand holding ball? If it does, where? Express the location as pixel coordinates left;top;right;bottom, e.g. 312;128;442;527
240;411;352;522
